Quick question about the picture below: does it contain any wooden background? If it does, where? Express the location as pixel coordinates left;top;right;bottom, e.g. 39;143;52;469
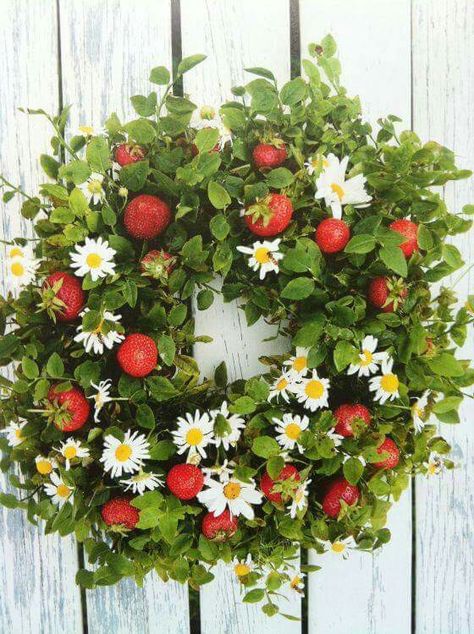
0;0;472;632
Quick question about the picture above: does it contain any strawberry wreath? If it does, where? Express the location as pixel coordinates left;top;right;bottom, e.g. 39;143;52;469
1;36;473;617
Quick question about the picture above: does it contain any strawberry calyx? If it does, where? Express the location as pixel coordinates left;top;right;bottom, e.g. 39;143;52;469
37;277;67;322
245;196;273;227
384;277;407;311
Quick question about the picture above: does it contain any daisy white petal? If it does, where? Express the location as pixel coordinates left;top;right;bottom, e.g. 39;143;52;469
273;413;309;453
100;429;150;478
88;379;113;423
236;239;283;280
56;438;90;470
283;347;311;378
197;476;263;519
411;390;430;433
70;236;116;281
268;373;295;403
293;370;330;412
74;308;124;355
172;410;214;460
44;472;74;507
35;455;57;475
78;172;105;205
287;479;311;519
120;471;164;495
368;357;400;404
210;402;245;451
347;335;388;377
1;420;27;447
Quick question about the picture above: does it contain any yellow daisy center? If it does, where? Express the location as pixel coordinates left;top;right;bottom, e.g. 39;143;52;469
428;462;438;476
64;446;78;460
93;319;104;334
331;183;345;200
186;428;204;446
234;563;250;577
285;422;302;440
115;444;132;462
224;482;241;500
86;253;103;268
9;247;24;258
254;247;270;264
36;460;52;475
292;356;307;372
305;380;324;399
15;429;23;439
57;484;71;498
360;350;373;366
290;575;301;589
79;125;94;135
276;378;288;391
380;373;399;393
331;541;346;553
87;180;102;194
412;404;424;419
11;261;25;277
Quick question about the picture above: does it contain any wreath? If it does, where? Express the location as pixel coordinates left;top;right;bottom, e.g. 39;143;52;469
0;35;473;618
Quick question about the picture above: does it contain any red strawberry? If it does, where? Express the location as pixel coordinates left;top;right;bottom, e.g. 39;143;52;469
334;404;371;438
201;509;238;541
117;333;158;378
389;219;419;258
253;143;287;170
124;194;171;240
101;497;139;530
368;276;408;313
322;477;360;518
114;143;146;166
374;438;400;470
140;250;175;279
244;193;293;237
48;385;90;432
166;463;204;500
42;272;85;322
315;218;350;254
260;465;300;504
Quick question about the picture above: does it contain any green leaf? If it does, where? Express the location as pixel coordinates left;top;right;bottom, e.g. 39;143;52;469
69;187;90;216
281;277;315;300
252;436;280;458
0;334;19;358
147;376;178;401
197;289;214;310
130;93;157;117
40;154;60;179
119;160;149;191
243;588;265;603
292;315;325;347
265;167;294;189
124;119;156;144
209;213;230;240
379;245;408;277
136;404;156;429
343;457;364;484
432;396;462;414
267;455;284;479
194;128;219;153
177;54;207;75
149;440;176;461
230;396;256;415
333;340;356;372
208;181;231;209
86;136;111;173
58;160;91;185
46;352;64;378
427;353;464;377
280;78;307;105
345;234;376;254
244;66;275;81
21;356;39;380
157;334;176;366
149;66;170;85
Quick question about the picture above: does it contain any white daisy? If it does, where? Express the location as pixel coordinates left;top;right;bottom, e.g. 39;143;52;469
273;413;309;453
304;154;329;176
202;459;235;482
7;244;33;259
268;373;295;403
369;357;400;404
44;472;74;507
233;554;253;578
100;429;150;478
423;453;445;476
197;476;263;519
411;391;430;433
56;438;90;470
1;420;27;447
78;171;105;205
70;236;116;281
236;239;283;280
328;427;344;447
35;455;57;475
283;347;311;378
347;335;388;377
172;410;214;460
293;370;330;412
6;255;40;289
120;471;164;495
322;536;356;558
74;308;124;355
287;479;311;519
210;401;245;451
77;125;96;137
314;153;372;219
88;379;113;423
191;105;232;149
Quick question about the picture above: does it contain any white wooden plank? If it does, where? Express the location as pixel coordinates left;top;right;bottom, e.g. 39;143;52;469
412;2;474;632
180;0;302;631
299;2;413;633
58;2;190;632
0;2;83;633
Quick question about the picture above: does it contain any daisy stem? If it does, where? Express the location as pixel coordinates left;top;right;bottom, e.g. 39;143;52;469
0;175;38;203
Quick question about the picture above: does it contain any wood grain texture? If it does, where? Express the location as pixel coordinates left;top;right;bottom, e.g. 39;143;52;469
58;2;190;632
413;2;474;632
299;2;413;633
0;2;83;633
180;1;301;631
